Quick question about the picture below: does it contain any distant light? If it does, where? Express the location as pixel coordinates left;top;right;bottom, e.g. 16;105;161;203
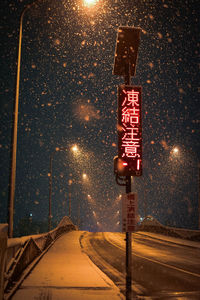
68;179;73;185
122;162;128;166
71;145;78;152
173;147;179;154
30;213;33;217
82;173;87;179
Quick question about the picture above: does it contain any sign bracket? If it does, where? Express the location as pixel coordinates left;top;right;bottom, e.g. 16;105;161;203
115;173;126;186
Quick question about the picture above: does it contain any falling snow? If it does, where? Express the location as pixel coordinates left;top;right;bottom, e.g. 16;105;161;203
0;0;199;235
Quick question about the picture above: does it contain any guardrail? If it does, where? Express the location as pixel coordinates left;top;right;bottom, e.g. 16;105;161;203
1;216;77;298
138;216;200;242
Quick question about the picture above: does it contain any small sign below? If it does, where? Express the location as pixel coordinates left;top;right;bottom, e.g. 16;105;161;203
122;193;138;232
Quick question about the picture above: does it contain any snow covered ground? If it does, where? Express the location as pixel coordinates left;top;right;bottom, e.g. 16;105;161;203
9;231;124;300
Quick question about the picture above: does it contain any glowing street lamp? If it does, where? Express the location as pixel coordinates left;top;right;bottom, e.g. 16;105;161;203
83;0;98;7
170;145;200;230
173;147;179;154
48;146;71;231
82;173;87;180
71;144;79;153
169;147;180;162
171;146;179;156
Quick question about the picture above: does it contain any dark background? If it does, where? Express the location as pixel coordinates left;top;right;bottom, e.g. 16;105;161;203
0;0;199;235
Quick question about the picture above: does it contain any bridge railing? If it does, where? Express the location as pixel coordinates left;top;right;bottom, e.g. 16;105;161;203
1;217;77;298
138;216;200;241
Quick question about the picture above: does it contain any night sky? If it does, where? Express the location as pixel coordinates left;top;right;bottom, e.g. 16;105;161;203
0;0;199;235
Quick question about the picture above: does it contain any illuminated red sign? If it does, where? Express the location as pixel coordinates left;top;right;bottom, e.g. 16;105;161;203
117;85;142;176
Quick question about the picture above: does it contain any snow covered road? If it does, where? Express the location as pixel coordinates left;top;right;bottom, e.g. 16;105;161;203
81;231;200;299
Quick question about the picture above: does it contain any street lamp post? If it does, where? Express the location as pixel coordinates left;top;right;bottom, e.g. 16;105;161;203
48;150;56;232
8;0;41;238
48;147;67;231
171;146;200;230
48;145;80;231
8;0;97;237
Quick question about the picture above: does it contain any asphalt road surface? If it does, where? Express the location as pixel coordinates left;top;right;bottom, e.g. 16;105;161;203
80;231;200;299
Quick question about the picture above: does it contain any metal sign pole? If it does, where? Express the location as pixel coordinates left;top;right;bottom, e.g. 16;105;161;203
125;176;132;300
113;26;142;300
125;60;132;300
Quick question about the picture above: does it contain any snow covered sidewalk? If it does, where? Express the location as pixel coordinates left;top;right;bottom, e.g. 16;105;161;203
12;231;124;300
